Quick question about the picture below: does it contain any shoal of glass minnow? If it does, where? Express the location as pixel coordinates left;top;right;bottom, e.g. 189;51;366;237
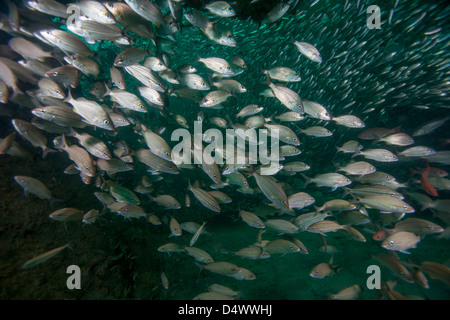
0;0;449;300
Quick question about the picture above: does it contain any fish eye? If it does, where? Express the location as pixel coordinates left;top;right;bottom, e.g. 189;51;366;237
403;205;408;209
53;72;58;76
389;240;394;246
104;119;109;124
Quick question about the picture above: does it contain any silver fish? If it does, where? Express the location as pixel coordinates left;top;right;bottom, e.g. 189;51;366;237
11;119;54;158
68;128;111;160
21;244;70;269
124;0;164;27
188;183;221;213
65;91;114;130
132;149;179;174
14;175;56;203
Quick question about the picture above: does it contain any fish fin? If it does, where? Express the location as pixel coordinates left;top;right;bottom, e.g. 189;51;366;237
64;87;74;103
351;150;362;158
330;186;337;192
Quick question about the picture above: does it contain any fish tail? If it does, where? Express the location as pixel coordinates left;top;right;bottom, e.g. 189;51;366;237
300;173;310;188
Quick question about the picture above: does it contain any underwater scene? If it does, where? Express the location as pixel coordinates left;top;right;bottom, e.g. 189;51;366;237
0;0;449;301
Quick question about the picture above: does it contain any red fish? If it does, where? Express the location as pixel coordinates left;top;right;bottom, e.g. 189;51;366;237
421;164;438;197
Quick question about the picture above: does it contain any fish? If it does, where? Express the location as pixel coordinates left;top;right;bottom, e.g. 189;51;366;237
21;244;70;269
140;124;172;161
419;261;450;287
185;246;214;264
262;1;290;24
197;56;234;75
398;146;436;157
78;0;117;24
267;82;304;114
8;37;53;60
205;1;235;18
189;222;206;247
234;245;270;260
160;271;169;290
251;171;289;209
200;90;232;108
302;100;331;120
378;133;415;146
332;115;365;128
288;192;315;209
337;161;376;176
262;239;301;256
264;219;299;234
64;55;100;78
329;284;361;300
208;284;240;298
150;195;181;210
132;149;179;174
310;256;338;279
114;48;147;67
25;0;70;18
49;208;84;222
157;242;184;255
0;132;15;154
169;217;182;236
124;64;166;92
373;254;414;283
203;261;241;277
299;126;333;137
240;209;265;229
307;220;348;234
302;172;352;191
236;105;263;118
413;117;450;137
36;29;93;57
316;199;356;212
421;163;438;197
353;148;398;162
264;123;301;146
393;218;444;235
104;86;147;113
67;128;111;160
357;195;415;214
64;90;114;131
124;0;164;27
55;135;96;178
